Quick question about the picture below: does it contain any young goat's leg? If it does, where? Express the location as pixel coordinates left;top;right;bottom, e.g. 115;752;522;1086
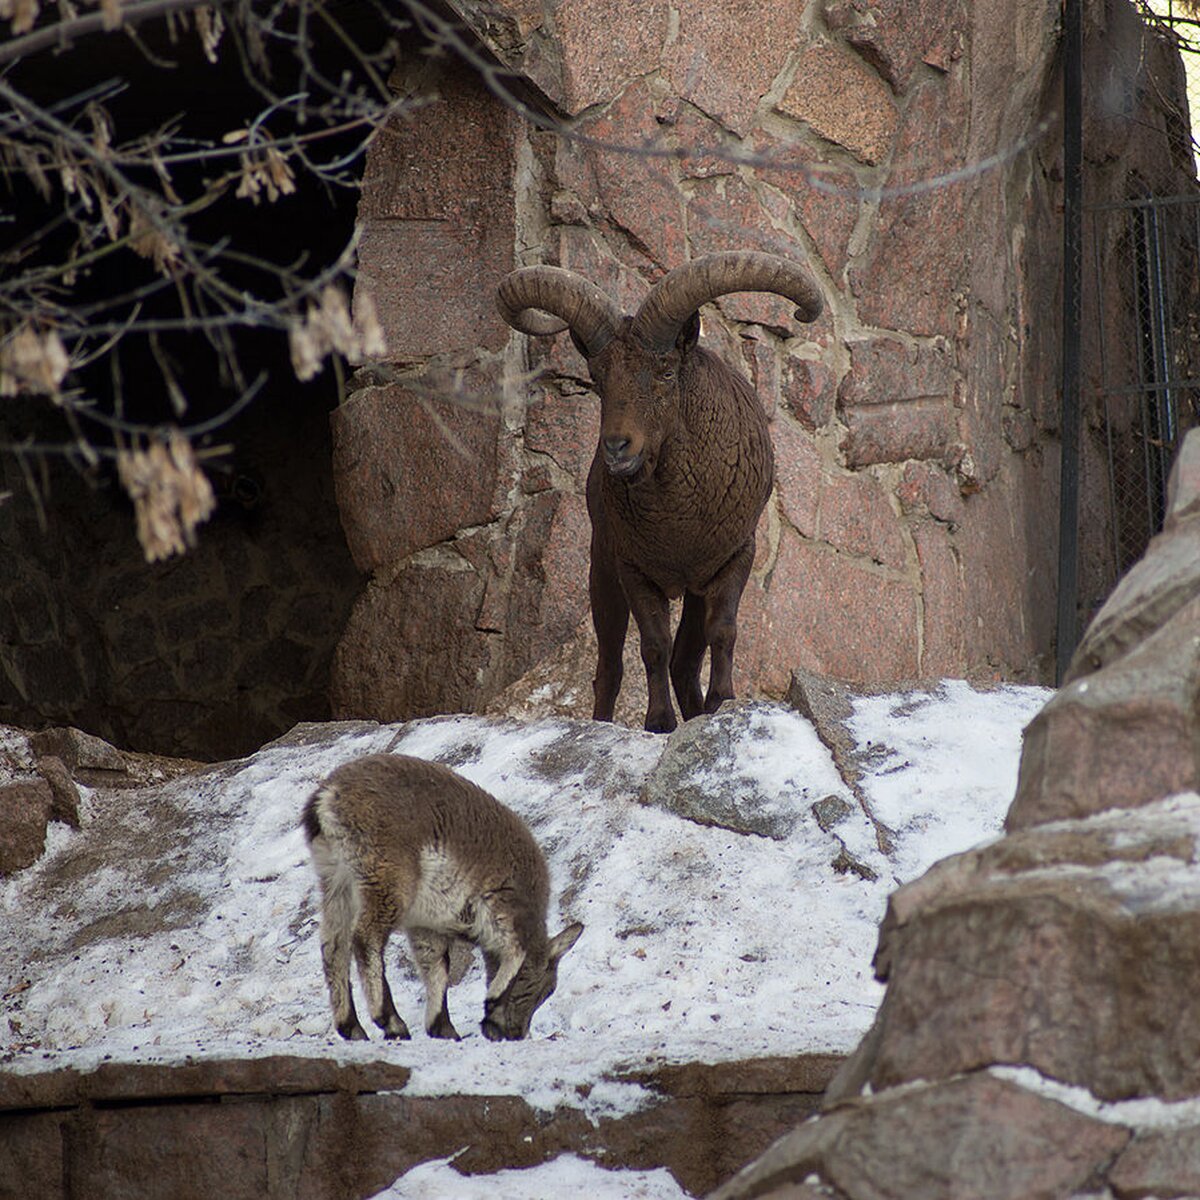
354;923;411;1040
407;930;460;1040
317;868;369;1041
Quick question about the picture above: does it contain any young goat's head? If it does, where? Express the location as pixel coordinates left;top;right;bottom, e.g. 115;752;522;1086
497;251;823;481
480;922;584;1042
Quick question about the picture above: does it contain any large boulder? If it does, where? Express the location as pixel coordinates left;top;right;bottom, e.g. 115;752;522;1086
1007;593;1200;830
831;794;1200;1104
711;1071;1129;1200
1007;428;1200;832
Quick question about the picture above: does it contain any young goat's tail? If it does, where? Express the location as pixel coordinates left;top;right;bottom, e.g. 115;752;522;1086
301;789;324;845
303;784;362;961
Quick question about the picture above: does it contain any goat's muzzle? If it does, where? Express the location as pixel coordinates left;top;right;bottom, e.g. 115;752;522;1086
602;435;644;478
605;452;644;478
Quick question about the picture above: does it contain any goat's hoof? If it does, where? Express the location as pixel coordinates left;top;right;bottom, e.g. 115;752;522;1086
644;713;678;734
337;1020;370;1042
382;1022;412;1041
428;1016;461;1041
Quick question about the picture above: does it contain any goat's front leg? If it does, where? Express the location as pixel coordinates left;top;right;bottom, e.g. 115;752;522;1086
622;567;676;733
589;532;630;722
702;538;755;713
479;945;529;1041
671;591;707;720
408;930;460;1040
484;948;527;999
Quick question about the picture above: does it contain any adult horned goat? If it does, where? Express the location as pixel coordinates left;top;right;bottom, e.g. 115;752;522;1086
497;250;823;733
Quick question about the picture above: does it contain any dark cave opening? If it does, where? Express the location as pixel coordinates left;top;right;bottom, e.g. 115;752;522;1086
0;2;407;760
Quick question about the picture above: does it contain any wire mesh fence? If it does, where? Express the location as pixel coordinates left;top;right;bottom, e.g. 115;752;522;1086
1145;1;1200;138
1082;3;1200;590
1085;194;1200;574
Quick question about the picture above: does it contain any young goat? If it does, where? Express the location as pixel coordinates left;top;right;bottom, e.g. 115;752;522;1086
302;753;583;1042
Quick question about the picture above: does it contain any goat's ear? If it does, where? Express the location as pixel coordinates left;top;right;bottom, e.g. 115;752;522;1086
676;312;700;353
547;922;584;962
570;329;591;359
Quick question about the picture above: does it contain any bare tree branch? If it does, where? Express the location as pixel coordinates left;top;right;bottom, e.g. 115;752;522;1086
0;0;1083;565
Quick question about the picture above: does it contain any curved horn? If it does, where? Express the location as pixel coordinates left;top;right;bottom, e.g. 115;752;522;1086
631;251;823;350
496;267;622;358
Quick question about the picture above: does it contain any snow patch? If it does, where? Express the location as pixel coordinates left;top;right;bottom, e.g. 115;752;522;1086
3;686;1045;1125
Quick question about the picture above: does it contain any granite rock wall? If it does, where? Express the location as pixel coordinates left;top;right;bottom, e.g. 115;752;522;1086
710;429;1200;1200
332;0;1193;723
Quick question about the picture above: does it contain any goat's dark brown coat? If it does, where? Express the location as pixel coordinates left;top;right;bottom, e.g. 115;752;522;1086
497;251;822;732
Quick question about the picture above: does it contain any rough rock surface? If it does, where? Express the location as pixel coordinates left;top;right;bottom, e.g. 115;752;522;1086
0;727;197;877
328;0;1191;722
0;1054;841;1200
712;428;1200;1198
483;613;651;729
1009;440;1200;831
1109;1123;1200;1199
0;779;53;875
711;1072;1129;1200
1064;515;1200;682
1008;597;1200;830
837;794;1200;1103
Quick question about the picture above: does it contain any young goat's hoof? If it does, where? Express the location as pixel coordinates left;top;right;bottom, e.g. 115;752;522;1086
427;1014;461;1041
382;1021;412;1041
337;1019;370;1042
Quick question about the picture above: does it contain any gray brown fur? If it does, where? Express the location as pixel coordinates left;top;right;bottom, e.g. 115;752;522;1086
497;251;823;733
302;753;582;1042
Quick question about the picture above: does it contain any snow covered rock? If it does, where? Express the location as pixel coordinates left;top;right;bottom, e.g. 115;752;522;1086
834;793;1200;1104
638;701;852;842
1009;593;1200;830
0;725;171;876
711;1072;1129;1200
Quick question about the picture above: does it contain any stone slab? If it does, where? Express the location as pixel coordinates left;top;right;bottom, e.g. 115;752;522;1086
710;1072;1128;1200
843;795;1200;1103
0;1052;841;1200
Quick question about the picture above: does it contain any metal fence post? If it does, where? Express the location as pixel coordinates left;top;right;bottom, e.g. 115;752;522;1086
1056;0;1084;684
